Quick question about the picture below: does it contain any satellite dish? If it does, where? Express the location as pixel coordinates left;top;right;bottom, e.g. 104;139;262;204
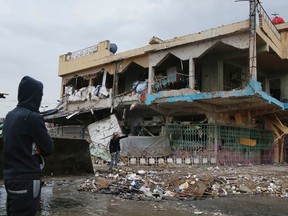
109;43;118;54
272;16;285;24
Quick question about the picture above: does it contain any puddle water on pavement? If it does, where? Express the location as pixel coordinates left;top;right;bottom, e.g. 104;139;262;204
1;176;288;216
0;177;196;216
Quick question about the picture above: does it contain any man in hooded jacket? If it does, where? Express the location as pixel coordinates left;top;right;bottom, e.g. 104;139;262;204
2;76;54;216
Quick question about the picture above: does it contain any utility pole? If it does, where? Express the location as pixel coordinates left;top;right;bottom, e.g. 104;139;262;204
249;0;257;80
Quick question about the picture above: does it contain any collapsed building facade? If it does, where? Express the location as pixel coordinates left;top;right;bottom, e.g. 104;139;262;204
45;1;288;170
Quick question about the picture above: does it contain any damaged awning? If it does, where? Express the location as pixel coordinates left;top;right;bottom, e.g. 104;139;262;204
145;80;286;117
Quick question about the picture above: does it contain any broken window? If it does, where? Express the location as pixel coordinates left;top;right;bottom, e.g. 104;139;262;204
117;62;148;95
64;76;90;102
90;70;113;100
153;54;189;92
66;76;89;91
63;71;114;102
91;72;102;87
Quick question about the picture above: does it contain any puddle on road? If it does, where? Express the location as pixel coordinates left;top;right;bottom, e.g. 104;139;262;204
0;177;197;216
1;176;288;216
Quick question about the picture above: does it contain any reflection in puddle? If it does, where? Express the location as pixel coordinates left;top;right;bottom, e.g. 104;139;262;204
0;177;196;216
43;197;84;210
2;177;288;216
0;179;100;216
38;179;106;216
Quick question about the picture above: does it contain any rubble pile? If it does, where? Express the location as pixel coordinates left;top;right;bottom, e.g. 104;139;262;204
77;165;288;200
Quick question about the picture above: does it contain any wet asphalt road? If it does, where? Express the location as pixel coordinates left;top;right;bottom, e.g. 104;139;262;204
1;176;288;216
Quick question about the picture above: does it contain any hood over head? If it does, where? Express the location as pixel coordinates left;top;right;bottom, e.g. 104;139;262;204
17;76;43;112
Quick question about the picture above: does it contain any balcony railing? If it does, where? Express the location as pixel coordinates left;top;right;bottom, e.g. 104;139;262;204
257;3;281;40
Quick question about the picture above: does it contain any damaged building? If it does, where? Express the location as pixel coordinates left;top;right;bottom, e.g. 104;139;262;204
44;1;288;172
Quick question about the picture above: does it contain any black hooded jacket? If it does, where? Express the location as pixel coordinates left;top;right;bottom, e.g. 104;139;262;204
3;76;54;180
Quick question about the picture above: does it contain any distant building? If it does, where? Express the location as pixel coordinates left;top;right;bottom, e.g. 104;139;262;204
46;1;288;166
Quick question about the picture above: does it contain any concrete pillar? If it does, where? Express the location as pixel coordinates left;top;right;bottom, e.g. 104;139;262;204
148;65;154;93
189;57;195;89
249;0;257;80
101;70;107;86
60;79;65;97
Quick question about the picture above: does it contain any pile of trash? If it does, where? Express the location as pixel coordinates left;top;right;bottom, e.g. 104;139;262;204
77;165;288;200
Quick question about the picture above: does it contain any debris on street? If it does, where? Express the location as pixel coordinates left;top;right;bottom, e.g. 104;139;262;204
77;165;288;201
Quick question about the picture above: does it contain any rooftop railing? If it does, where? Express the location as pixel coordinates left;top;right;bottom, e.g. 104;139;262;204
257;3;281;40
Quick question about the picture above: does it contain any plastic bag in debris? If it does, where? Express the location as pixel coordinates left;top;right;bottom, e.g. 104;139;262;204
139;186;153;197
153;185;164;196
137;170;146;175
127;173;142;181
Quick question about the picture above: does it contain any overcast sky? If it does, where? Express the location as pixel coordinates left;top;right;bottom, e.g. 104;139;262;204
0;0;287;117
